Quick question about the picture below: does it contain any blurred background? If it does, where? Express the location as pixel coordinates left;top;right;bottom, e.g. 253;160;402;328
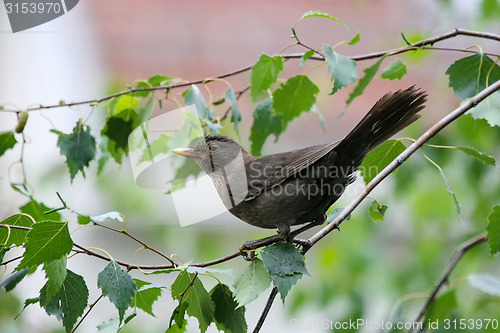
1;1;499;332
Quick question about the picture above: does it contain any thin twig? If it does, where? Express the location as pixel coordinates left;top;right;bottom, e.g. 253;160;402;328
91;220;176;266
191;250;243;267
410;234;488;333
73;243;243;271
0;255;23;266
1;29;497;114
72;294;104;333
253;287;279;333
72;243;175;271
422;46;499;58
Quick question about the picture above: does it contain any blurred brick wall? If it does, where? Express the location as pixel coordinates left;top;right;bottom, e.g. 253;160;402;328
84;0;464;148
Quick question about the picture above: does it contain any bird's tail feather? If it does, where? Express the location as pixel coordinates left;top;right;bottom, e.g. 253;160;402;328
336;86;427;164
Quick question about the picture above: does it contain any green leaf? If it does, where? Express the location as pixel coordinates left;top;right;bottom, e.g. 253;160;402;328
261;243;309;303
132;279;163;317
347;33;361;45
97;260;137;323
261;243;309;277
269;273;302;303
20;199;62;222
168;302;188;332
360;139;406;184
455;146;496;166
171;271;214;333
53;121;96;181
132;81;152;98
139;133;170;163
380;59;407;80
436;164;461;216
0;268;29;291
210;283;247;333
323;44;358;94
43;257;67;302
114;95;140;115
300;50;315;67
40;270;89;333
250;54;284;102
77;215;91;225
148;74;174;86
0;214;35;247
446;53;500;100
233;258;271;307
487;205;500;255
249;98;283;156
469;273;500;296
424;289;457;323
225;88;243;134
0;131;17;157
184;85;221;134
17;221;73;270
101;111;138;163
167;305;188;333
273;74;319;125
368;199;388;223
346;56;386;105
21;297;40;313
299;10;346;27
212;96;225;105
467;91;500;127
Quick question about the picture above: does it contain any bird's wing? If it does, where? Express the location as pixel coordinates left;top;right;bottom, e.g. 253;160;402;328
244;141;340;200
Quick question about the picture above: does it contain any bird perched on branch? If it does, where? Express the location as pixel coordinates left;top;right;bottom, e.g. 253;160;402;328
173;86;426;244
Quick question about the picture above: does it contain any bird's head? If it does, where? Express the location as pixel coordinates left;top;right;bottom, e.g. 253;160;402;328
172;135;248;174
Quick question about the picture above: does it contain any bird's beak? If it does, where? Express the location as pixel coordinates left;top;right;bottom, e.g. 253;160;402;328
172;148;199;158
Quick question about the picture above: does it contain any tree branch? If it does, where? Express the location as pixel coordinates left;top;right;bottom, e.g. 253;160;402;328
72;243;175;271
191;250;244;267
72;294;104;333
253;287;279;333
253;80;500;330
410;234;488;333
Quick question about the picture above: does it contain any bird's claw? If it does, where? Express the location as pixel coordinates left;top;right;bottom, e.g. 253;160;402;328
242;250;256;261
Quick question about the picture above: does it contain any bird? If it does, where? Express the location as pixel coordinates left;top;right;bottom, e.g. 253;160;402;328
173;86;426;244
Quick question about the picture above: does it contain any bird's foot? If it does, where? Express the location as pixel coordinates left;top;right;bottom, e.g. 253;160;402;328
242;250;256;261
241;233;285;251
292;237;313;252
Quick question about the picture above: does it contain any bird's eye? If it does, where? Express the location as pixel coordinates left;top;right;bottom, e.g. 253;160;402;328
208;143;218;152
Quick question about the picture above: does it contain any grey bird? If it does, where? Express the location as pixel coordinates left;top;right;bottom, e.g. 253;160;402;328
173;86;426;243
